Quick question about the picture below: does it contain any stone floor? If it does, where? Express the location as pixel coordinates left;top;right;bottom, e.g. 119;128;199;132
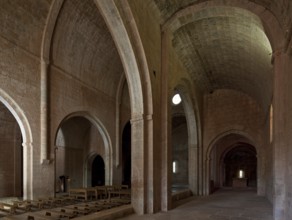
117;188;274;220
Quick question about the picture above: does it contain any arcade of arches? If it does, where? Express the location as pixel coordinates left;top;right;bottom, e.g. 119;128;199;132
0;0;292;220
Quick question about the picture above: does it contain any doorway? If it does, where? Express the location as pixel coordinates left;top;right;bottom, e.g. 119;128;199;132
122;122;131;187
91;155;105;186
223;145;257;187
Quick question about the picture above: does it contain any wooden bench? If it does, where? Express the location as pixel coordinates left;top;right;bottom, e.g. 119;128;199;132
63;206;92;215
94;186;108;199
12;201;31;211
69;188;96;201
0;202;16;214
44;209;76;219
108;189;131;202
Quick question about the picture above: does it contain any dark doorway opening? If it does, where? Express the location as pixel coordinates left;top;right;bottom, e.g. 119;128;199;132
223;145;257;187
91;155;105;186
122;122;131;187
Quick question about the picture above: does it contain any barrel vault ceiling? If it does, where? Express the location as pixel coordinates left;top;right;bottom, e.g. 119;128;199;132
152;0;275;112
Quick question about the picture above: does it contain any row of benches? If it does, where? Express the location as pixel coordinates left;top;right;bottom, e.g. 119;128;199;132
3;198;131;219
68;185;130;201
0;196;81;214
0;185;131;219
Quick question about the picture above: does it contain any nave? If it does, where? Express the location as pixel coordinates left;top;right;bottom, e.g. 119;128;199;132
118;189;273;220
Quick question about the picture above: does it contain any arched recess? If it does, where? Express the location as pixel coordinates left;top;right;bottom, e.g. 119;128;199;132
0;102;23;197
54;111;113;191
161;0;285;52
174;84;200;195
85;152;106;188
41;0;154;214
0;89;33;200
42;0;152;214
205;130;258;195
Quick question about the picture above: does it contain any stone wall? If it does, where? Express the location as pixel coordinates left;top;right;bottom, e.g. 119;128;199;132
0;1;50;199
203;89;265;148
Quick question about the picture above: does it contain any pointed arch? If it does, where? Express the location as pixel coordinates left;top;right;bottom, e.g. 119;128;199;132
174;84;200;195
0;88;33;199
95;0;153;214
54;111;113;185
205;130;258;195
206;130;258;159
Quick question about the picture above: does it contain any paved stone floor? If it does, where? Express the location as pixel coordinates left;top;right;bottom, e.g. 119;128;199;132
118;188;273;220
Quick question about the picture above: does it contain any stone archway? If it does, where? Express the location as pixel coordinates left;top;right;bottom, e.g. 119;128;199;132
42;0;152;214
174;85;200;195
95;0;153;214
54;112;113;192
205;130;258;195
0;89;33;200
0;102;22;197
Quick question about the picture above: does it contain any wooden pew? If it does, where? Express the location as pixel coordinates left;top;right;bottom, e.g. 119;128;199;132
12;201;31;211
69;188;96;201
44;209;76;219
0;202;16;214
63;206;91;215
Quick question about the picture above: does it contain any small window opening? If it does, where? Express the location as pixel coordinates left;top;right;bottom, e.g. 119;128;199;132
173;161;178;174
172;94;181;105
239;169;244;178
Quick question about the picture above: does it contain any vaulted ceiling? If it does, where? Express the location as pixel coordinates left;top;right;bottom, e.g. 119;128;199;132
52;0;123;98
152;1;275;112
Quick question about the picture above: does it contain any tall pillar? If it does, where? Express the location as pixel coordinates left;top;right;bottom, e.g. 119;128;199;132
161;30;172;211
40;59;49;164
204;158;211;195
131;115;147;214
145;114;155;214
189;143;198;194
273;50;291;220
22;142;33;200
198;138;204;195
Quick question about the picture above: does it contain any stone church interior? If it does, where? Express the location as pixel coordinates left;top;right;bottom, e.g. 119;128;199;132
0;0;291;219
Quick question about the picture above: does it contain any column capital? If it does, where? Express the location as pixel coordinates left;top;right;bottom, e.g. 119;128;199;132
22;141;33;148
131;113;153;124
